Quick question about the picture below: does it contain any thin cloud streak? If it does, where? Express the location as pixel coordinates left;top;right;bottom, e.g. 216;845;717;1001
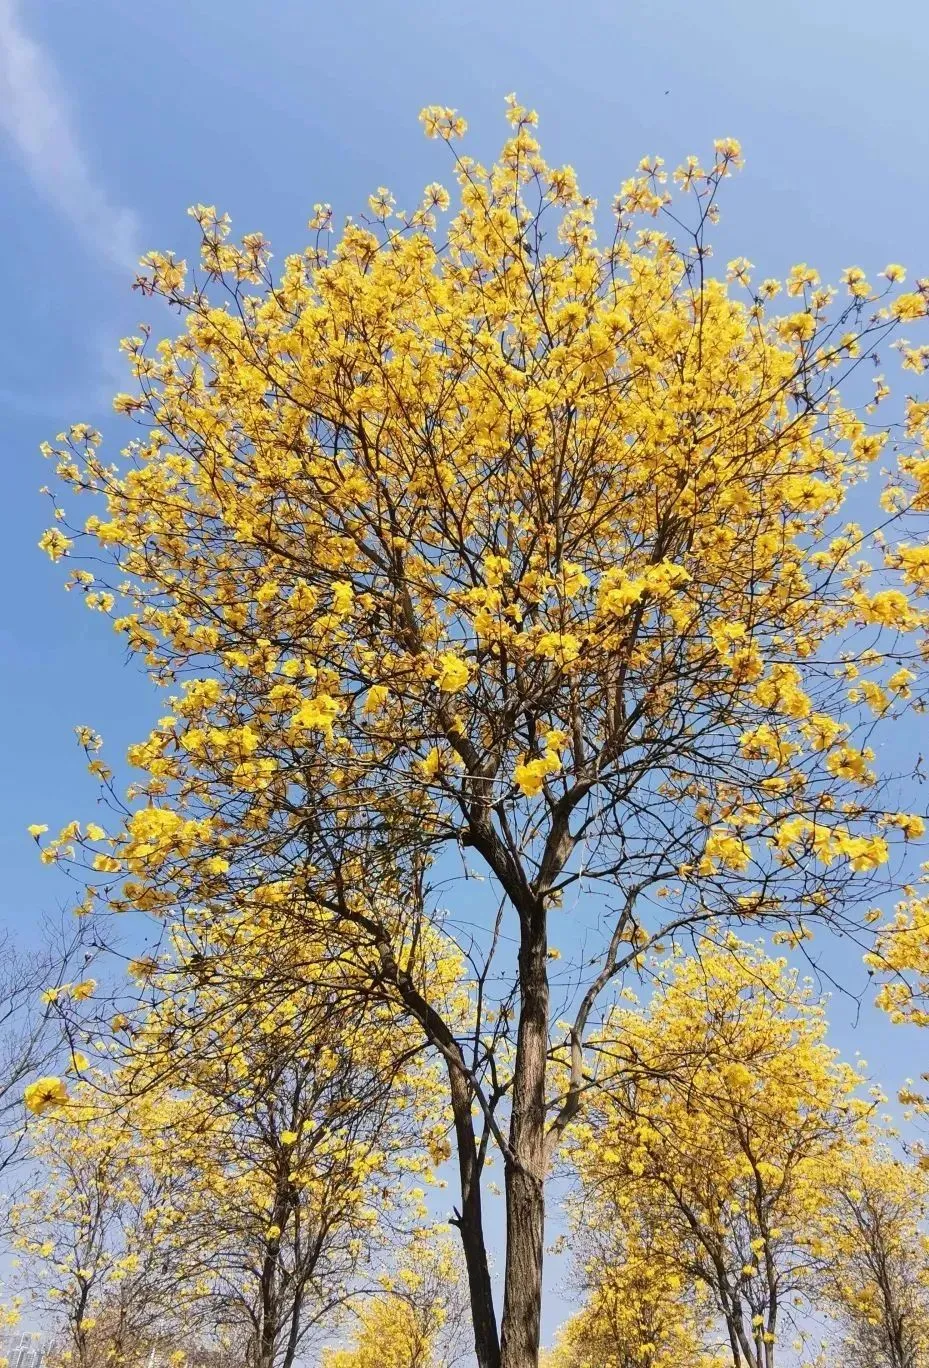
0;0;139;271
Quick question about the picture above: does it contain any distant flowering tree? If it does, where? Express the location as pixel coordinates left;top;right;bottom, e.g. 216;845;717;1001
0;920;91;1228
321;1228;469;1368
568;940;876;1368
818;1151;929;1368
12;1080;199;1368
121;915;449;1368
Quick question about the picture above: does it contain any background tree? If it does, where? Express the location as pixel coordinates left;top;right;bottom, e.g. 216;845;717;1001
544;1215;723;1368
818;1150;929;1368
119;912;451;1368
10;1078;199;1368
869;895;929;1030
34;97;929;1368
568;940;875;1368
321;1227;469;1368
0;920;93;1237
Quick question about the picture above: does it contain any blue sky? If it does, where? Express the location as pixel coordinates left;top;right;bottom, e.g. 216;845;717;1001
1;0;929;1344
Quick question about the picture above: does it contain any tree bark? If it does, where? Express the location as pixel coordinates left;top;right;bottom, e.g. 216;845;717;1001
499;908;549;1368
449;1061;501;1368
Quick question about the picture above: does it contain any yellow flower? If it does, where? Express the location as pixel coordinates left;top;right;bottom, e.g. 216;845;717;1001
38;528;73;561
826;745;871;783
836;833;889;872
704;829;752;872
27;824;48;839
331;580;354;615
424;182;451;212
559;562;589;597
860;589;917;629
24;1076;69;1116
597;569;645;616
420;747;441;779
892;293;927;321
92;854;121;873
642;560;691;599
484;553;511;586
291;693;341;735
752;664;810;719
363;684;389;714
840;265;870;298
888;813;925;840
280;1130;299;1145
898;545;929;591
776;312;816;344
419;105;468;140
514;752;561;797
434;653;470;693
723;1062;753;1093
782;475;835;512
787;264;820;295
543;728;569;754
714;136;742;161
535;632;582;664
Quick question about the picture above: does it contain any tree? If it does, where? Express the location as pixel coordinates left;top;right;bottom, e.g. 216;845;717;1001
119;913;450;1368
544;1216;723;1368
869;895;929;1029
818;1151;929;1368
568;940;874;1368
10;1078;200;1368
0;921;93;1237
34;96;929;1368
321;1228;469;1368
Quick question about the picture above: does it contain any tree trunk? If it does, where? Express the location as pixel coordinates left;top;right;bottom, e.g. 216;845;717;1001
280;1286;304;1368
499;909;549;1368
371;906;502;1368
256;1239;281;1368
723;1316;744;1368
449;1061;501;1368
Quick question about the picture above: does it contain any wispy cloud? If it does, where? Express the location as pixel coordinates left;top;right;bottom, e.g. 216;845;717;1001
0;0;139;271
